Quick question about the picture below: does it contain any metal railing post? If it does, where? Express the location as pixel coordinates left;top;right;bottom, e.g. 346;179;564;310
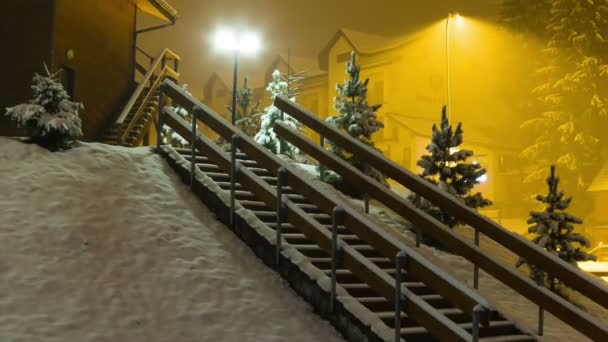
472;304;483;342
415;229;421;248
330;205;345;313
474;229;480;289
319;136;325;178
276;167;288;266
538;269;545;336
395;251;407;342
190;108;197;189
156;90;164;150
279;111;285;155
364;194;370;214
230;134;240;228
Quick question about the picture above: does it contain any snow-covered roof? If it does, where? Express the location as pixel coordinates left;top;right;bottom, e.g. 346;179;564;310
203;72;229;101
135;0;177;23
588;162;608;192
318;28;420;70
267;54;325;79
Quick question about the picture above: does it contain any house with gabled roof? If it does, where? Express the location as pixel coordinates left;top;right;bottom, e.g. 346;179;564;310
294;26;530;220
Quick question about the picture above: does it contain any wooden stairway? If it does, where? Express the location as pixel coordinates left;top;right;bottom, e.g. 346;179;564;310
101;89;160;147
166;146;535;342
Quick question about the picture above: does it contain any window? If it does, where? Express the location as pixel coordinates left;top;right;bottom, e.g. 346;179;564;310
372;80;384;104
310;99;319;113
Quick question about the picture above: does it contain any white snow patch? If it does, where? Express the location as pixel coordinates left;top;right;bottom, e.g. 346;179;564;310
0;137;345;342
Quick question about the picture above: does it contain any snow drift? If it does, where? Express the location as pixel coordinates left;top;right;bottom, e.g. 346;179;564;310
0;137;344;342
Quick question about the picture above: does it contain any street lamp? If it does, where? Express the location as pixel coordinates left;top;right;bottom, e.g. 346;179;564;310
445;12;462;120
213;29;261;126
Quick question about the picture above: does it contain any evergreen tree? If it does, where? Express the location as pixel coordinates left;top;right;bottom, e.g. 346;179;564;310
321;51;387;195
228;76;261;138
408;106;492;228
162;84;192;148
516;165;596;290
515;0;608;205
499;0;552;37
5;65;83;150
254;69;301;157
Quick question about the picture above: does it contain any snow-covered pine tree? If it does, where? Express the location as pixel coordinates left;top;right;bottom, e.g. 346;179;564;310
499;0;552;37
5;65;83;150
228;76;261;138
321;51;387;196
162;84;192;148
254;69;301;157
408;106;492;228
215;76;262;151
516;164;596;290
517;0;608;208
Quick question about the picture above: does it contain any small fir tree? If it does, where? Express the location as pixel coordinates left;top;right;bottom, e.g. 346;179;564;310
516;164;596;290
162;84;192;148
321;51;387;195
228;76;261;138
408;106;492;229
216;76;262;150
254;69;301;157
5;65;83;150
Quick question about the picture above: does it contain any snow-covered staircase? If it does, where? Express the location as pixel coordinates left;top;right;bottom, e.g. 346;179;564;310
153;80;540;342
101;89;160;147
164;146;535;342
101;48;180;147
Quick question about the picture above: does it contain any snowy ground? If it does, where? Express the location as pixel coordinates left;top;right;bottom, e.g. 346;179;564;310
0;137;344;342
291;162;608;342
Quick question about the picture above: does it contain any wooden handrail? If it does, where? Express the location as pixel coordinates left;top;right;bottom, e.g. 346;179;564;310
274;120;608;341
161;105;473;341
120;66;178;143
116;48;180;125
273;95;608;310
157;79;511;340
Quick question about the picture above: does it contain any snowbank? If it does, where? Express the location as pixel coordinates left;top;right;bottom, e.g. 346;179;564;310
0;137;344;342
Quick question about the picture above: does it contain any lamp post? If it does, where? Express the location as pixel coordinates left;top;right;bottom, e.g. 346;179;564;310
213;29;261;126
445;12;462;120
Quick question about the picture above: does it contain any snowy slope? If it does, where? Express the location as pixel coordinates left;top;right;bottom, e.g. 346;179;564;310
0;137;344;342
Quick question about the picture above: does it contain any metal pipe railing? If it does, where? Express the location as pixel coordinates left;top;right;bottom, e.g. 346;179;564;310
273;95;608;311
273;119;607;341
158;80;491;341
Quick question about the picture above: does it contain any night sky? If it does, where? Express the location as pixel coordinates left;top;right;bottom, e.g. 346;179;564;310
138;0;500;98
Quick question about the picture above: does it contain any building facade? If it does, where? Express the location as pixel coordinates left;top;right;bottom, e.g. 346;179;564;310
0;0;176;140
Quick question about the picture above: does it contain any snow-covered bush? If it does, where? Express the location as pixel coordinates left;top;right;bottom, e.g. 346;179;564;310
5;66;83;150
254;69;301;157
162;84;192;148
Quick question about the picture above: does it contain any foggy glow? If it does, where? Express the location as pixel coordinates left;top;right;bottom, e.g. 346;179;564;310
213;29;261;54
455;14;464;25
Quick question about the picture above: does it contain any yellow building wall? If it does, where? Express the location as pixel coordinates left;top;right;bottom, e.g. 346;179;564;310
311;22;534;221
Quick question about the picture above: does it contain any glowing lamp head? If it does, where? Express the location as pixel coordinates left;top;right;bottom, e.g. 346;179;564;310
213;29;261;55
214;29;238;51
239;33;261;54
455;14;464;25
